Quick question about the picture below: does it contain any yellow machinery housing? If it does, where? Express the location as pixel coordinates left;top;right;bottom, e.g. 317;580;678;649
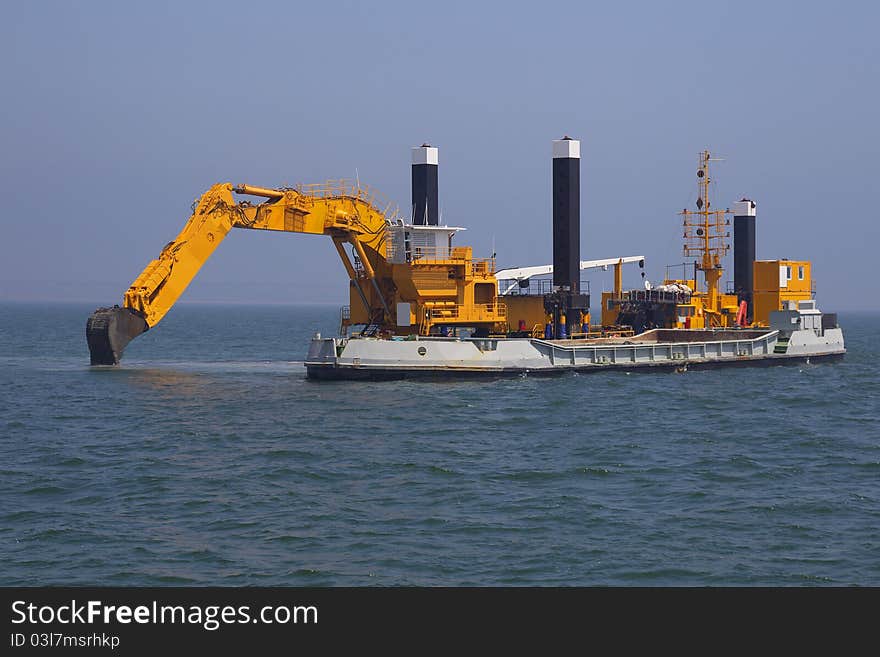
753;259;813;326
503;295;551;336
501;294;592;337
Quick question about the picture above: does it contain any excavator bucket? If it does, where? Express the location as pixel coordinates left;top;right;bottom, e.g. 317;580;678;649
86;306;149;365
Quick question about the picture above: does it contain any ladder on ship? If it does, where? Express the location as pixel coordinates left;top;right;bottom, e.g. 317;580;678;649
774;337;790;354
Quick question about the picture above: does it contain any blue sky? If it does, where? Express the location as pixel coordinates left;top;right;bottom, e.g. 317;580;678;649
2;0;877;310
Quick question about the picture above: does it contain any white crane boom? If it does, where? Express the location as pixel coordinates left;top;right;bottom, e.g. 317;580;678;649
496;256;645;295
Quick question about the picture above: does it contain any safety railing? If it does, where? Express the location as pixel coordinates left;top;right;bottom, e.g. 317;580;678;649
468;258;496;276
499;279;591;296
614;288;690;304
386;244;459;262
427;303;507;321
385;245;496;274
287;179;401;222
339;305;351;336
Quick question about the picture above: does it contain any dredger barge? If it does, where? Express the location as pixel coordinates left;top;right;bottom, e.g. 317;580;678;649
87;139;844;378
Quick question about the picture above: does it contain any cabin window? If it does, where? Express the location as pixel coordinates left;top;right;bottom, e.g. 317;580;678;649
786;266;792;280
798;266;805;280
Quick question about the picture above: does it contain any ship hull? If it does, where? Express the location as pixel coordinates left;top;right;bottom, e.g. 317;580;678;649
306;351;844;380
305;327;845;381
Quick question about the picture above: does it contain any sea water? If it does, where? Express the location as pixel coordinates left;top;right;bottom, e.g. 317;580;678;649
1;302;878;585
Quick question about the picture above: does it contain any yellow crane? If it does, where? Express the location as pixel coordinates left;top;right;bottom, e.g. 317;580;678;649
87;180;506;364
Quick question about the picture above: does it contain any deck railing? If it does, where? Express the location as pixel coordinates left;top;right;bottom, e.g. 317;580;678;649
287;179;401;222
427;303;507;321
385;244;496;274
499;279;591;296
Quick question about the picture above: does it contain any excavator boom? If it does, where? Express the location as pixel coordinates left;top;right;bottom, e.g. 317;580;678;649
87;181;394;364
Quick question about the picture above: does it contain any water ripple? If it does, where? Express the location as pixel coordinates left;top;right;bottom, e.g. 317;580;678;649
1;304;878;585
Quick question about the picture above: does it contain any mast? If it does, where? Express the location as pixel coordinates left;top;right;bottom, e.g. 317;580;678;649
680;150;730;318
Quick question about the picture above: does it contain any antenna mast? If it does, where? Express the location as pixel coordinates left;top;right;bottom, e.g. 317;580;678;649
680;150;730;316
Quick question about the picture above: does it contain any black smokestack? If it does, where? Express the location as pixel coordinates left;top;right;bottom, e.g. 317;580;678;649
411;143;439;225
552;136;580;291
733;198;757;320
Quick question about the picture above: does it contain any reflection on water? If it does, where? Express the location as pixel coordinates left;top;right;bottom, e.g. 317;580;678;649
114;363;304;394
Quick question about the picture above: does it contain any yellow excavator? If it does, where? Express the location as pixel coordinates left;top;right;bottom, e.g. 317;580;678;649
86;179;507;364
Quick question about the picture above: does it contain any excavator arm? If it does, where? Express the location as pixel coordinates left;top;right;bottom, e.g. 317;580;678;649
87;181;393;365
